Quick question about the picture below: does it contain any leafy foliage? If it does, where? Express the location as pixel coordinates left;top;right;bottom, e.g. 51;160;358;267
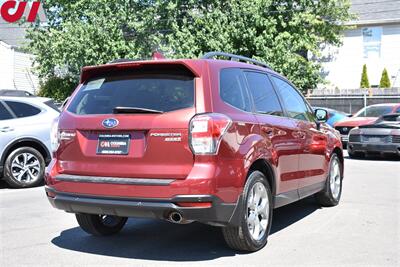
27;0;353;95
379;68;391;88
37;76;76;101
360;64;370;88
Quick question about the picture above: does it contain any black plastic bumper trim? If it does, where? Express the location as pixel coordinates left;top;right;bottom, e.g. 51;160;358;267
348;143;400;154
55;174;175;186
45;187;240;226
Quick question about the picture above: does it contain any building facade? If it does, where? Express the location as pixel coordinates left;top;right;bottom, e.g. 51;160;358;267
0;0;46;94
0;40;40;93
320;0;400;89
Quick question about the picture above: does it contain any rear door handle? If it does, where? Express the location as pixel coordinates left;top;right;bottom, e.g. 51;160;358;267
0;127;14;133
292;131;306;139
261;126;274;136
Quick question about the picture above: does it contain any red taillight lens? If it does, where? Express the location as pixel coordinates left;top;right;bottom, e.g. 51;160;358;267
189;113;231;155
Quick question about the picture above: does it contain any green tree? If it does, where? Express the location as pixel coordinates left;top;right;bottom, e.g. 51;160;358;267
360;64;370;88
27;0;353;99
379;68;391;88
37;77;76;101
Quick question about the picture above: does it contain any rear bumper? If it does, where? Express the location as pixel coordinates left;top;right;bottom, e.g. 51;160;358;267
348;142;400;155
45;187;241;226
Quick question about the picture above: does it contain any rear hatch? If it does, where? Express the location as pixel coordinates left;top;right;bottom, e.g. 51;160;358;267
57;64;197;179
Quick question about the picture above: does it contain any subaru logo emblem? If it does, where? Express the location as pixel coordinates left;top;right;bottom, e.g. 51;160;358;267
343;127;348;132
102;118;119;129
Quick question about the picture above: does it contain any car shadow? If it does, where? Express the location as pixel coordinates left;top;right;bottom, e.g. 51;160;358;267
0;180;8;189
344;155;400;161
0;181;45;190
51;197;319;261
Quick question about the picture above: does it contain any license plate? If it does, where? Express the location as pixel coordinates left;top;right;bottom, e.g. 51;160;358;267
366;137;381;143
97;134;130;155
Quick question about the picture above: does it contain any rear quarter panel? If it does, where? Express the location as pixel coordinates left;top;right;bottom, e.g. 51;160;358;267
0;112;56;163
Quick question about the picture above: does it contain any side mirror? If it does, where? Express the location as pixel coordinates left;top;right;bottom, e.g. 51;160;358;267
314;108;328;122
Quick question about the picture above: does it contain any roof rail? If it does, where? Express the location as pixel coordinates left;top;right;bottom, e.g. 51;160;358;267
201;51;271;69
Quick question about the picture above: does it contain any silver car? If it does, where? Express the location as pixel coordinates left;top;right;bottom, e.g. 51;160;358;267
348;113;400;159
0;97;60;188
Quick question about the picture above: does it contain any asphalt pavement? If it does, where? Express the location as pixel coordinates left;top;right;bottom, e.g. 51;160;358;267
1;152;399;266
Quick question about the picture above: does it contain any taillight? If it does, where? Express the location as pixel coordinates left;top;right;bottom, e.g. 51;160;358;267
50;118;76;153
50;118;59;153
189;113;232;155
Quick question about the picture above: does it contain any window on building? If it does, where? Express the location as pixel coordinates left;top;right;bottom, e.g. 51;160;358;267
362;27;382;59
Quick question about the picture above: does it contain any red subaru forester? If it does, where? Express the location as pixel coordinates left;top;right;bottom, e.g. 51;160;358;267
45;52;343;252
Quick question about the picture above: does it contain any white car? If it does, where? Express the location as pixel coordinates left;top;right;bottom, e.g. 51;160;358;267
0;96;60;188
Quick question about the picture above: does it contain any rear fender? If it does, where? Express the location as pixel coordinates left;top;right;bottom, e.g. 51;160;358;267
239;133;276;187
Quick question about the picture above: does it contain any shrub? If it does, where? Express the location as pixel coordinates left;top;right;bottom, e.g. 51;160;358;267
360;64;370;88
379;68;391;88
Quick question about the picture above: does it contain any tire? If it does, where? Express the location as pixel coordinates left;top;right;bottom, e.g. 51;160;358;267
316;154;343;207
222;171;273;252
348;151;363;159
3;147;45;188
76;213;128;236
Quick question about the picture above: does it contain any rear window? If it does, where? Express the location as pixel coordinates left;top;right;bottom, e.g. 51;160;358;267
68;71;195;115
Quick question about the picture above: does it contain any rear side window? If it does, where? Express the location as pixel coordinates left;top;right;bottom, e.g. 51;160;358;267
0;102;13;120
245;72;283;116
5;101;41;118
220;69;251;112
68;70;194;115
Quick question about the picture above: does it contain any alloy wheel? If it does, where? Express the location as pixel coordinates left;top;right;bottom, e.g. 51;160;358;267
246;182;269;241
330;158;341;200
11;152;41;183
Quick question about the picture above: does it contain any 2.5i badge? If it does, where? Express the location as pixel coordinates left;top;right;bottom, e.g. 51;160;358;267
150;132;182;142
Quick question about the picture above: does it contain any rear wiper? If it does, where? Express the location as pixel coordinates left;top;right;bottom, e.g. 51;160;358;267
113;107;164;114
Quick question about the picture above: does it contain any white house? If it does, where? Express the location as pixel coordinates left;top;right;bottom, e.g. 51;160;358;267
0;40;39;93
320;0;400;89
0;1;46;94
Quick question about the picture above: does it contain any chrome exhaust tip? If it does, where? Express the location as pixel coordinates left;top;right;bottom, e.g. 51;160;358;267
168;211;183;224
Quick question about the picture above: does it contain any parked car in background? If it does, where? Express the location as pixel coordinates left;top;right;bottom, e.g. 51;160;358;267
60;97;70;110
45;52;344;252
334;103;400;145
0;90;34;97
0;97;60;188
313;107;349;127
348;113;400;158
